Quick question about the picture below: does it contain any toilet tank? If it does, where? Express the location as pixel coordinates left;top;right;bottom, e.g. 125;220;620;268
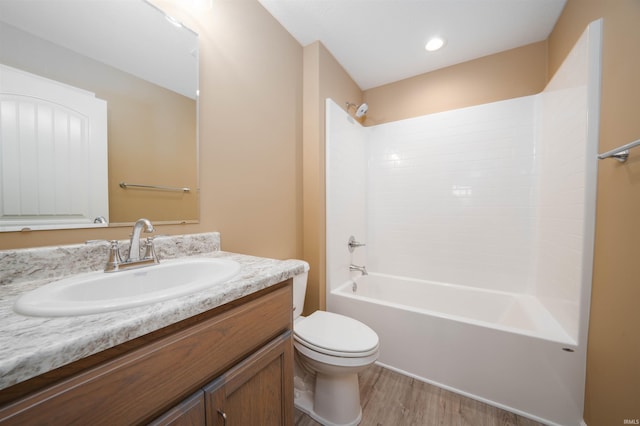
293;263;309;319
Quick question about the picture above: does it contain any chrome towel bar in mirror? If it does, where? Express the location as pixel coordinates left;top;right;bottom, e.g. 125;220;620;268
119;182;191;193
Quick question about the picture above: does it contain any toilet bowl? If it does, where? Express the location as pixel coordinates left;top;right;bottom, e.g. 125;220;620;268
293;266;379;426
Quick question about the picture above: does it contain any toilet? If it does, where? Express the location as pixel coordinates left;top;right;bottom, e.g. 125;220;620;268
293;266;379;426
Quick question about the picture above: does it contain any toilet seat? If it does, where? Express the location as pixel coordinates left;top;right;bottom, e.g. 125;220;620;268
294;311;379;358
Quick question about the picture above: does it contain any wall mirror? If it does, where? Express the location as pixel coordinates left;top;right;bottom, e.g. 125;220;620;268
0;0;199;231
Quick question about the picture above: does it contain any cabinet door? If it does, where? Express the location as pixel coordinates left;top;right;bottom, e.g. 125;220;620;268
204;332;293;426
148;391;205;426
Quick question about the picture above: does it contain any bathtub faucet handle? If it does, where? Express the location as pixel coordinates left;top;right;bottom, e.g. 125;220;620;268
348;236;366;253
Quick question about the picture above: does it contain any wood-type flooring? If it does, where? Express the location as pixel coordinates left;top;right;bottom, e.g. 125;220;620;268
294;364;546;426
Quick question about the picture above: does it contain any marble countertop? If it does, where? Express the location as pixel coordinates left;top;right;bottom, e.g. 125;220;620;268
0;250;306;391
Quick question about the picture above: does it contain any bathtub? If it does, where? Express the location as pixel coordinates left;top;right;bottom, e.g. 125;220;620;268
328;273;584;426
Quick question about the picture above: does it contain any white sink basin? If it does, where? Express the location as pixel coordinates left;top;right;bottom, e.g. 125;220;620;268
14;257;241;317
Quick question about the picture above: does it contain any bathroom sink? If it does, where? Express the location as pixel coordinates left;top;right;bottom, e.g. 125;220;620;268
14;257;241;317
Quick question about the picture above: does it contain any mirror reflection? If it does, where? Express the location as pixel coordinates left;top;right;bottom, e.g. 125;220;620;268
0;0;199;231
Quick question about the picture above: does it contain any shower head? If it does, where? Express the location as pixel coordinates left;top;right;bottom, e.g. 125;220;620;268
346;102;368;118
355;103;368;118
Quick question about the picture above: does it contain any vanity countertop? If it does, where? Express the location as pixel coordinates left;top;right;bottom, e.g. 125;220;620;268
0;250;306;392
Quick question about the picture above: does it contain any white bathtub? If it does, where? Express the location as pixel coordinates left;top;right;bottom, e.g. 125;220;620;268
328;273;584;426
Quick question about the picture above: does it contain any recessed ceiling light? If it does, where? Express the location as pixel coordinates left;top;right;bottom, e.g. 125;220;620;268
425;37;445;52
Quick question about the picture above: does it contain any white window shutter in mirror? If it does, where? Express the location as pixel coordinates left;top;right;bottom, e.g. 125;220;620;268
0;65;108;231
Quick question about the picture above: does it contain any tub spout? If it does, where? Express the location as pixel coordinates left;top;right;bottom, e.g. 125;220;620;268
349;264;368;276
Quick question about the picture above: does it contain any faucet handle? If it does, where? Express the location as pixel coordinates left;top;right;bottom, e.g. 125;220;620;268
348;235;366;253
104;240;123;272
143;237;159;263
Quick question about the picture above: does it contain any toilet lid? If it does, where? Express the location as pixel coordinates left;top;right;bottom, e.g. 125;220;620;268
294;311;379;355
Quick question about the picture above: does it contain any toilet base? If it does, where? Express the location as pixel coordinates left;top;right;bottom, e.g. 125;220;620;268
294;360;362;426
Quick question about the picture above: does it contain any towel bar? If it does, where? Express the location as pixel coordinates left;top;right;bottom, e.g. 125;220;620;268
598;138;640;163
119;182;190;192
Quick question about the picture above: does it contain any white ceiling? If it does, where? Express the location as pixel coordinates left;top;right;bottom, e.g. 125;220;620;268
0;0;198;99
258;0;567;90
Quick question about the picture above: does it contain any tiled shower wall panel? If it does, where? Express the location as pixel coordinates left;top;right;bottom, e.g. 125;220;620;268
534;26;593;341
326;100;368;293
366;97;538;293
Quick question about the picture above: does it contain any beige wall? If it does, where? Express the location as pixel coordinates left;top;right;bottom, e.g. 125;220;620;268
0;0;303;261
549;1;640;424
106;80;197;224
158;0;303;260
302;42;362;313
363;41;548;125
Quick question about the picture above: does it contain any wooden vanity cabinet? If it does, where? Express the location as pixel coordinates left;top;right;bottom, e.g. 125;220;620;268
148;391;206;426
150;332;293;426
0;282;294;426
204;332;293;426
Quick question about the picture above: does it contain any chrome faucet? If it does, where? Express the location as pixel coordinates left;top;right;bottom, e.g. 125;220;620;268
104;218;159;272
127;218;154;262
349;264;368;276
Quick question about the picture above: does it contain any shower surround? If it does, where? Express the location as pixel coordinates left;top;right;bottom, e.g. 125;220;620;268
326;21;601;426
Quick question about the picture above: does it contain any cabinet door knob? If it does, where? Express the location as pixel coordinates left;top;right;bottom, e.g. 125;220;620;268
217;409;227;426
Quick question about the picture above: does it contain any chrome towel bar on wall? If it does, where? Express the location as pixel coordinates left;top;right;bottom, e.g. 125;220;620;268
598;138;640;163
119;182;191;192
